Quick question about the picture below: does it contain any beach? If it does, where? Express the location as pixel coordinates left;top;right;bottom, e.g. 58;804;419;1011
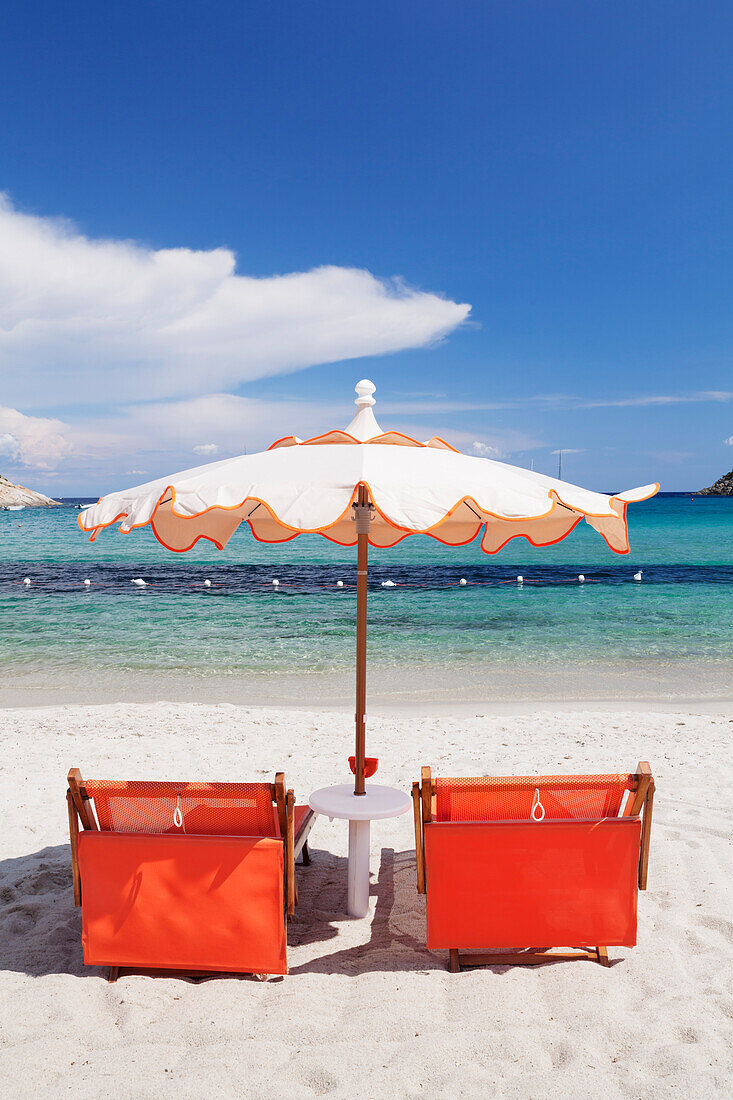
1;699;730;1098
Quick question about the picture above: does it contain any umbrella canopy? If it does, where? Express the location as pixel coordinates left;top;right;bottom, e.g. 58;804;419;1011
79;380;658;792
80;380;657;555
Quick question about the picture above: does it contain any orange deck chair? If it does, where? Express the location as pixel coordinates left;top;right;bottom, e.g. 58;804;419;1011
66;768;315;981
412;762;654;971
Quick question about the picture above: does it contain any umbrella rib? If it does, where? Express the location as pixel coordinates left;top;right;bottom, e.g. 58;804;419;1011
465;498;576;521
155;495;575;526
156;496;260;517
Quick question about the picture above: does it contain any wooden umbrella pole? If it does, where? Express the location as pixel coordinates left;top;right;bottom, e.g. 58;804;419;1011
354;484;370;795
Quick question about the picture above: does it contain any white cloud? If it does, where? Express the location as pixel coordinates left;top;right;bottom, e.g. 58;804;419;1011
471;441;501;458
0;194;470;408
5;391;542;493
578;392;733;409
724;436;733;446
644;450;696;464
551;448;585;455
112;393;330;455
381;399;517;414
0;405;73;469
9;393;348;487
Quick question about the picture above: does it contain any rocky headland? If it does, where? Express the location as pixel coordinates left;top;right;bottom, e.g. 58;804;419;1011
0;473;61;508
698;469;733;496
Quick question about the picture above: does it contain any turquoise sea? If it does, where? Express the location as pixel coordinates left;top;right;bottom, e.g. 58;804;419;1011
1;494;732;706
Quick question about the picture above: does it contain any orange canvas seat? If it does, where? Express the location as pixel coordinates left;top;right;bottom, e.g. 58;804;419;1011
67;769;315;981
413;763;654;971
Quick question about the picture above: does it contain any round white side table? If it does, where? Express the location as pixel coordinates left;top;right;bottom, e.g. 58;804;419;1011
308;783;412;918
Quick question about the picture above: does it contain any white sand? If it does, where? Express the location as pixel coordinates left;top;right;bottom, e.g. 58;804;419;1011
0;701;731;1099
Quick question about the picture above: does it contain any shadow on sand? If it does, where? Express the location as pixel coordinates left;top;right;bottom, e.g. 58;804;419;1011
0;844;89;978
288;845;444;975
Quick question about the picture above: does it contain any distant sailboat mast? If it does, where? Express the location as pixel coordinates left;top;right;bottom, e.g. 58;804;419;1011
557;449;563;480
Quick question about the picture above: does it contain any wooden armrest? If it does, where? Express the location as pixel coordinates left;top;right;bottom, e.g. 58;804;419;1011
412;783;425;894
293;808;315;862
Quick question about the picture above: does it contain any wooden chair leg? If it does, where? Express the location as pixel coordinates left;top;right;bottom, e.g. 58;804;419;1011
108;966;120;983
447;948;611;969
67;791;82;907
301;839;311;865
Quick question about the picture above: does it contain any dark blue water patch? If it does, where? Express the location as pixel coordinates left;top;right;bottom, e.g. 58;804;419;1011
1;558;732;595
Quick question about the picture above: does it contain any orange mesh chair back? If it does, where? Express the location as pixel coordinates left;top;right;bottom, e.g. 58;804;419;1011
413;762;655;972
66;768;312;981
434;773;634;823
83;779;280;837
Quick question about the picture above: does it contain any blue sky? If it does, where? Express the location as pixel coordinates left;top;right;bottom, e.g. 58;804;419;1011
0;0;731;493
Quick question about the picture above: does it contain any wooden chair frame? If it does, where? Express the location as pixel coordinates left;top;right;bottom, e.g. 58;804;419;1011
67;768;315;981
412;762;655;972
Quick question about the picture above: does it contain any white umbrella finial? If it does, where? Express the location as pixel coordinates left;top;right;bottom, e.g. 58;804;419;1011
345;379;383;440
354;379;376;407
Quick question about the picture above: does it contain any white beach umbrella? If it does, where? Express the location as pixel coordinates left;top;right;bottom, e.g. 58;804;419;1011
79;380;657;793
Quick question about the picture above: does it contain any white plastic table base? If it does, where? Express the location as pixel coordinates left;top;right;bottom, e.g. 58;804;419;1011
348;819;371;917
309;783;412;918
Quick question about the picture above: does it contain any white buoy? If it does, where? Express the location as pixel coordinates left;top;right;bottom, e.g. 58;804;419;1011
23;577;31;586
634;570;643;581
203;579;211;588
131;578;147;587
83;579;91;587
336;580;344;588
272;578;280;588
381;580;396;588
578;574;585;583
459;578;467;586
516;575;524;585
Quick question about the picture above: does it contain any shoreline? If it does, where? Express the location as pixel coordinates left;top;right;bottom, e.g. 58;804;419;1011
1;695;732;717
1;656;731;710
